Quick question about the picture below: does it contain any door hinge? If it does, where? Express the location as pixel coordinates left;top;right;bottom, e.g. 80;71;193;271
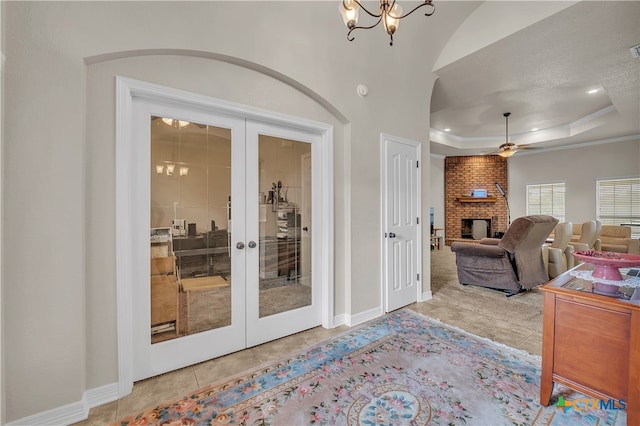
417;273;420;281
416;217;419;224
416;160;419;168
384;232;387;238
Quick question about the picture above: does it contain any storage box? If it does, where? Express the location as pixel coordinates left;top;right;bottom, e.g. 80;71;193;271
151;256;176;275
150;274;178;326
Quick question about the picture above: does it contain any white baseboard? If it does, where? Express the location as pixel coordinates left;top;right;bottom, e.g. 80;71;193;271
420;290;433;301
345;306;383;327
6;382;119;426
332;313;346;327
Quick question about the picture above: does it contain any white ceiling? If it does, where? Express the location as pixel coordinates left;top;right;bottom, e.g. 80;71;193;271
430;1;640;157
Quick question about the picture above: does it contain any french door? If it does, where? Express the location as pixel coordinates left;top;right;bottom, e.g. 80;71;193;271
129;93;323;381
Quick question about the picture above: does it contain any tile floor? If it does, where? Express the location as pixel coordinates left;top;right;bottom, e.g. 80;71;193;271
75;247;545;425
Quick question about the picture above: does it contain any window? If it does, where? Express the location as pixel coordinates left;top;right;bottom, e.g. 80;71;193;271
526;182;565;221
597;178;640;238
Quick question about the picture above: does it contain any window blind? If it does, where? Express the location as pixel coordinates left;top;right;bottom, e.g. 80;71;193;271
526;183;565;222
597;178;640;238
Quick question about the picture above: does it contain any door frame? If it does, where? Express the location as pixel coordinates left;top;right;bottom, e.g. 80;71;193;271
379;133;422;312
115;76;334;397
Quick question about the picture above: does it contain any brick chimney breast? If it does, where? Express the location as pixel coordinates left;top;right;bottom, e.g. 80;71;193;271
444;156;508;244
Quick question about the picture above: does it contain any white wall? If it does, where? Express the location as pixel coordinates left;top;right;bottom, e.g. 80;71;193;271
2;1;481;421
508;139;640;221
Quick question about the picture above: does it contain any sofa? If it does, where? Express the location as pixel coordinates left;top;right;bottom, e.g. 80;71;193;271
594;225;639;254
451;215;558;296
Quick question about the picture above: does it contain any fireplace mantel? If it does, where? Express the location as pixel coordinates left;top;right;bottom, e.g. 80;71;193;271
455;196;497;203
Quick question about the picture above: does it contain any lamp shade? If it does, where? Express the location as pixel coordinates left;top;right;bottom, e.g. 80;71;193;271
498;149;516;158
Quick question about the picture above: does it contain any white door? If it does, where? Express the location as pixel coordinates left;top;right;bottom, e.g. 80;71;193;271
381;134;421;312
245;121;322;347
130;98;322;380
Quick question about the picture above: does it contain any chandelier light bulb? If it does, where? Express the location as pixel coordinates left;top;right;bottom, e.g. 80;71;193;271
385;3;403;35
340;0;358;28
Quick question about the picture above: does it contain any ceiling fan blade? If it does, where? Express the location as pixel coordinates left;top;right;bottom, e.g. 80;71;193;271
480;149;500;155
517;144;543;150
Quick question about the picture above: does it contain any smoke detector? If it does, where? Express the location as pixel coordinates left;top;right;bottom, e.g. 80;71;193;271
630;44;640;59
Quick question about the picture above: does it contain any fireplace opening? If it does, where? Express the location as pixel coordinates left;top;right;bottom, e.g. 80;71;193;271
461;218;492;240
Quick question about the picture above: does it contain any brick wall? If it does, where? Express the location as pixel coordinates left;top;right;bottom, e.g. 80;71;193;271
445;156;508;242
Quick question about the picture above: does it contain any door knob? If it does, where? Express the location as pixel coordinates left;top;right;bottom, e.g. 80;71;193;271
303;226;308;232
248;240;257;248
236;242;245;249
388;232;396;238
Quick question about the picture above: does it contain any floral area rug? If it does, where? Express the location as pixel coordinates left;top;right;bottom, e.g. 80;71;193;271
115;309;626;425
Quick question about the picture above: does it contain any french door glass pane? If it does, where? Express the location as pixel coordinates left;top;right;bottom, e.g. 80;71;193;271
150;116;232;343
258;135;312;317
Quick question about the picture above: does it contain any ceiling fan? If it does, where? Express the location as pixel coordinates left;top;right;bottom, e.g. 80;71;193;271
487;112;542;157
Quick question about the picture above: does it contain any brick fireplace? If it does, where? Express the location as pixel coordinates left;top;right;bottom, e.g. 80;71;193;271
444;156;508;244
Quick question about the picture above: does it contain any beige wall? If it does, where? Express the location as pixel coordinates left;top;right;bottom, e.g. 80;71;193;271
509;139;640;221
2;1;476;421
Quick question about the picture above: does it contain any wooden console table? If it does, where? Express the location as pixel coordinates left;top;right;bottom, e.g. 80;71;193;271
540;263;639;424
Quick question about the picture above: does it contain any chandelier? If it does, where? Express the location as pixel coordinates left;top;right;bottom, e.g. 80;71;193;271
156;116;189;176
339;0;435;46
156;162;189;176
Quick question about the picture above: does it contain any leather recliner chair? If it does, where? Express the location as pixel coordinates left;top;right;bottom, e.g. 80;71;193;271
542;222;573;278
570;220;601;250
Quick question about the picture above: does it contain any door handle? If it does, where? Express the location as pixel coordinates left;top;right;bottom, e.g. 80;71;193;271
389;232;396;238
248;240;257;248
236;242;245;249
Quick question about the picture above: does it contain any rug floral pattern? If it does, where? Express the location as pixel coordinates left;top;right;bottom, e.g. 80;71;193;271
116;310;626;425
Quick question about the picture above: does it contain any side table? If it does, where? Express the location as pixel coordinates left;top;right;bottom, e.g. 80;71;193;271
539;263;639;424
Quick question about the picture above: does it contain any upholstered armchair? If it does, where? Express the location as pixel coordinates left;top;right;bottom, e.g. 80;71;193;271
542;222;573;278
594;225;640;254
570;220;601;251
451;215;559;296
